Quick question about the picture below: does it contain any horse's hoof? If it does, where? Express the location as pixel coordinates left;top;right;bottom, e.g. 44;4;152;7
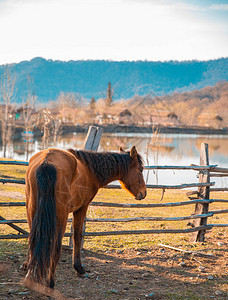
21;262;28;271
77;272;90;278
48;278;55;289
73;263;86;276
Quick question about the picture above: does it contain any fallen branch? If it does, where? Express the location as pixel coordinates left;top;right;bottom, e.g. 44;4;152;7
158;243;214;257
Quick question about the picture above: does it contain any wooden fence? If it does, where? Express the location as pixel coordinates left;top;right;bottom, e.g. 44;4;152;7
0;127;228;244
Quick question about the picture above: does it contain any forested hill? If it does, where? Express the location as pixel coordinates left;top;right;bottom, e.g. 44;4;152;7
0;57;228;103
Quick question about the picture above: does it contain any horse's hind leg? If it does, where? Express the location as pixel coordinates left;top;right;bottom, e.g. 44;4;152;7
47;246;61;288
47;226;65;288
72;205;88;275
22;253;30;271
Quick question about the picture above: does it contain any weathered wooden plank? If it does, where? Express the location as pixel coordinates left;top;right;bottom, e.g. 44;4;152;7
191;143;210;242
0;160;219;170
209;167;228;174
144;165;217;170
83;126;103;151
83;126;97;150
2;210;227;225
85;213;214;222
91;127;103;151
0;216;28;235
0;213;214;225
0;160;28;166
0;179;215;188
210;188;228;192
106;182;215;190
89;199;213;208
0;219;27;224
0;202;26;206
144;182;214;189
210;173;228;177
209;209;228;215
211;199;228;203
3;224;228;240
0;234;29;239
208;223;228;227
0;178;25;185
67;225;213;236
0;199;213;208
186;190;198;196
1;198;227;208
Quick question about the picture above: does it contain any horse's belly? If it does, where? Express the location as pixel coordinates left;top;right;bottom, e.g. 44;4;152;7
69;187;98;213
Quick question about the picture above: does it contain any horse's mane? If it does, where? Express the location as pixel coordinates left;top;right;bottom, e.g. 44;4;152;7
68;149;143;185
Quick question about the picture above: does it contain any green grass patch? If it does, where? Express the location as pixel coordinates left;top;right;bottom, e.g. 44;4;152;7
0;162;227;253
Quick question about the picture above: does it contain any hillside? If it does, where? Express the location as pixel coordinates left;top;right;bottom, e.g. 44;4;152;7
127;81;228;128
0;57;228;103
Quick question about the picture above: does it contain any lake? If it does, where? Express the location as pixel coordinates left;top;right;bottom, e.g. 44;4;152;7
1;132;228;187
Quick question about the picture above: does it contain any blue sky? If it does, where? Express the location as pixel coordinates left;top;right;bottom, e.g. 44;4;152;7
0;0;227;64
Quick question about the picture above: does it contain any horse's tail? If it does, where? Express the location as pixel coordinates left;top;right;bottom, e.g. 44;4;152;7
27;161;57;283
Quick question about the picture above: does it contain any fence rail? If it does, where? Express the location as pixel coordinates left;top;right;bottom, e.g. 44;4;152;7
1;198;228;208
0;137;228;243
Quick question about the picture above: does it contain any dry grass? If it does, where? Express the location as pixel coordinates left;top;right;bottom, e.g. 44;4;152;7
0;180;227;255
0;163;227;299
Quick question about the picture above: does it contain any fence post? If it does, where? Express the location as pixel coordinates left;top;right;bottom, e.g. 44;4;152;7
191;143;210;242
83;126;103;151
69;126;103;248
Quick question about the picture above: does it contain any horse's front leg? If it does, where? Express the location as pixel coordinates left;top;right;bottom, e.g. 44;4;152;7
72;205;88;276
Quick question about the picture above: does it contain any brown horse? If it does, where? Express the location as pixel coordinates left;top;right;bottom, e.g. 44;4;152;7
24;146;146;288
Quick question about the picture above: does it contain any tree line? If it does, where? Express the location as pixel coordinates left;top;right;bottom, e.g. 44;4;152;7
0;65;114;159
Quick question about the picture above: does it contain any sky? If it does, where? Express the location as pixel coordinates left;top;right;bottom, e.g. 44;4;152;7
0;0;228;64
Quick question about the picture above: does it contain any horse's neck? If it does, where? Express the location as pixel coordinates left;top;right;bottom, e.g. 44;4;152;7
99;167;122;187
92;153;127;187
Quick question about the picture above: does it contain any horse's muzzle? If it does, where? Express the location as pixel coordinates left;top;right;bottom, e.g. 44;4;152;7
135;191;147;200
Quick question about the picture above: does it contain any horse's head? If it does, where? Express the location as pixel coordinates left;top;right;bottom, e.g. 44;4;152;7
119;146;147;200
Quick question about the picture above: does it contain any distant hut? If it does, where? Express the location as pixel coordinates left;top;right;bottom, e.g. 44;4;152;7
117;109;134;124
197;113;223;129
149;111;180;127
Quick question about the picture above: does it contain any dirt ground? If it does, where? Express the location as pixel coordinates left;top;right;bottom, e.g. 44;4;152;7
0;234;227;300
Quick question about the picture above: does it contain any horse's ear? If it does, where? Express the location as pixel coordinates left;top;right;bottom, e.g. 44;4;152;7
130;146;137;159
68;148;75;155
119;146;126;153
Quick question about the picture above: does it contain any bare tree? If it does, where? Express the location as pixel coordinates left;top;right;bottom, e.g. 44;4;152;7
23;99;36;160
22;77;37;160
105;82;113;108
37;108;62;149
39;109;51;149
0;66;16;157
90;96;96;112
89;97;96;123
52;114;62;145
56;92;79;123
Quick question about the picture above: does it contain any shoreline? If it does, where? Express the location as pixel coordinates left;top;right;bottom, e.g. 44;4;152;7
13;124;228;140
60;124;228;136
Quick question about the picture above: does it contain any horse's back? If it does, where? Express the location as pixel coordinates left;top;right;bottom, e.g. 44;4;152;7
28;148;76;169
26;148;77;221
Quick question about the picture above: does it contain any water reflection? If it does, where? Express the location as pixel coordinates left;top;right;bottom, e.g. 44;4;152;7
0;132;227;187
